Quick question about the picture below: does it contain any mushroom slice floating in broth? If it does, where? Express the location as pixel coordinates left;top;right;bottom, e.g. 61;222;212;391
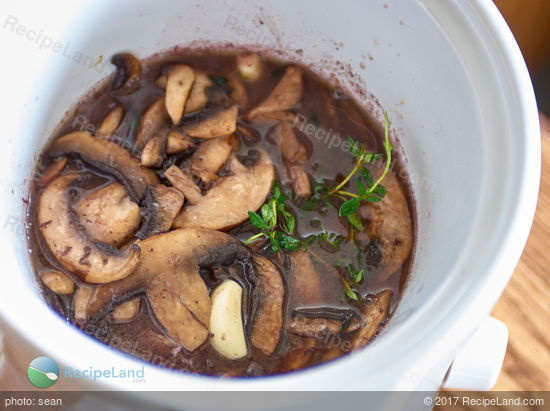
110;53;141;95
38;174;140;284
184;71;212;114
164;165;203;205
136;184;184;239
134;97;169;151
86;229;252;352
166;130;195;154
172;148;274;231
189;135;236;184
352;290;392;349
49;131;159;201
140;132;166;168
36;157;68;187
183;105;238;139
250;255;284;356
245;66;302;120
356;170;413;280
287;313;361;337
147;266;211;352
97;105;124;139
165;64;195;125
288;251;323;308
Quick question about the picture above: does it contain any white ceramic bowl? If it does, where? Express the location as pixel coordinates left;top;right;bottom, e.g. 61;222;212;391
0;0;540;407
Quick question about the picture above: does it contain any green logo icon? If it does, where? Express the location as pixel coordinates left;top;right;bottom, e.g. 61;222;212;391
27;356;59;388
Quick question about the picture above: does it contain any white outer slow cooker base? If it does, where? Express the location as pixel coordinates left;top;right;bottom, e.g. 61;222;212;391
0;0;540;406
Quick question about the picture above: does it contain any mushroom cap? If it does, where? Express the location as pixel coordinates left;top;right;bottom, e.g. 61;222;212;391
38;174;140;284
357;169;413;280
110;53;142;95
75;182;141;247
49;131;159;201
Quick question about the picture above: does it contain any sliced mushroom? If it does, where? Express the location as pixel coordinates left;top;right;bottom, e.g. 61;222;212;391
227;72;248;108
40;269;75;295
134;97;169;151
250;255;284;356
38;174;140;283
75;182;141;247
356;170;413;280
87;228;251;351
166;130;195;154
183;105;238;139
269;121;308;163
164;165;203;205
236;53;262;81
74;284;94;324
49;131;159;201
97;105;124;139
185;71;212;113
288;251;323;308
288;165;311;197
288;313;360;337
110;297;141;323
209;279;248;360
157;71;213;113
352;290;392;349
172;149;274;230
245;66;302;120
165;64;195;125
281;337;316;372
110;53;141;95
36;157;68;186
136;184;184;239
140;132;166;168
148;266;211;351
190;135;235;184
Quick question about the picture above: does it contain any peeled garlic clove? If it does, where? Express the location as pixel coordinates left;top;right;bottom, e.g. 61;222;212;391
236;53;262;81
209;279;248;360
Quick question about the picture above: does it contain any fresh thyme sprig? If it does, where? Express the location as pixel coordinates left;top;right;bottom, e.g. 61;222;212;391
340;263;365;301
338;112;392;217
245;181;301;252
301;112;393;235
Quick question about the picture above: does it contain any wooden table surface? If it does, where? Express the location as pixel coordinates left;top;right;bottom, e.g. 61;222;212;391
2;116;549;395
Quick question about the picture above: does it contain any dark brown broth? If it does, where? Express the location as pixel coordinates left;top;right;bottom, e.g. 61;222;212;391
27;51;414;377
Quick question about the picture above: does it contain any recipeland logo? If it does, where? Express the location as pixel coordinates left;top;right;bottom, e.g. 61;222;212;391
27;356;146;387
27;357;59;388
64;365;145;382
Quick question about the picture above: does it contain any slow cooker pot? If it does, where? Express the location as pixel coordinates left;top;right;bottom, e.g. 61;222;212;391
0;0;540;408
